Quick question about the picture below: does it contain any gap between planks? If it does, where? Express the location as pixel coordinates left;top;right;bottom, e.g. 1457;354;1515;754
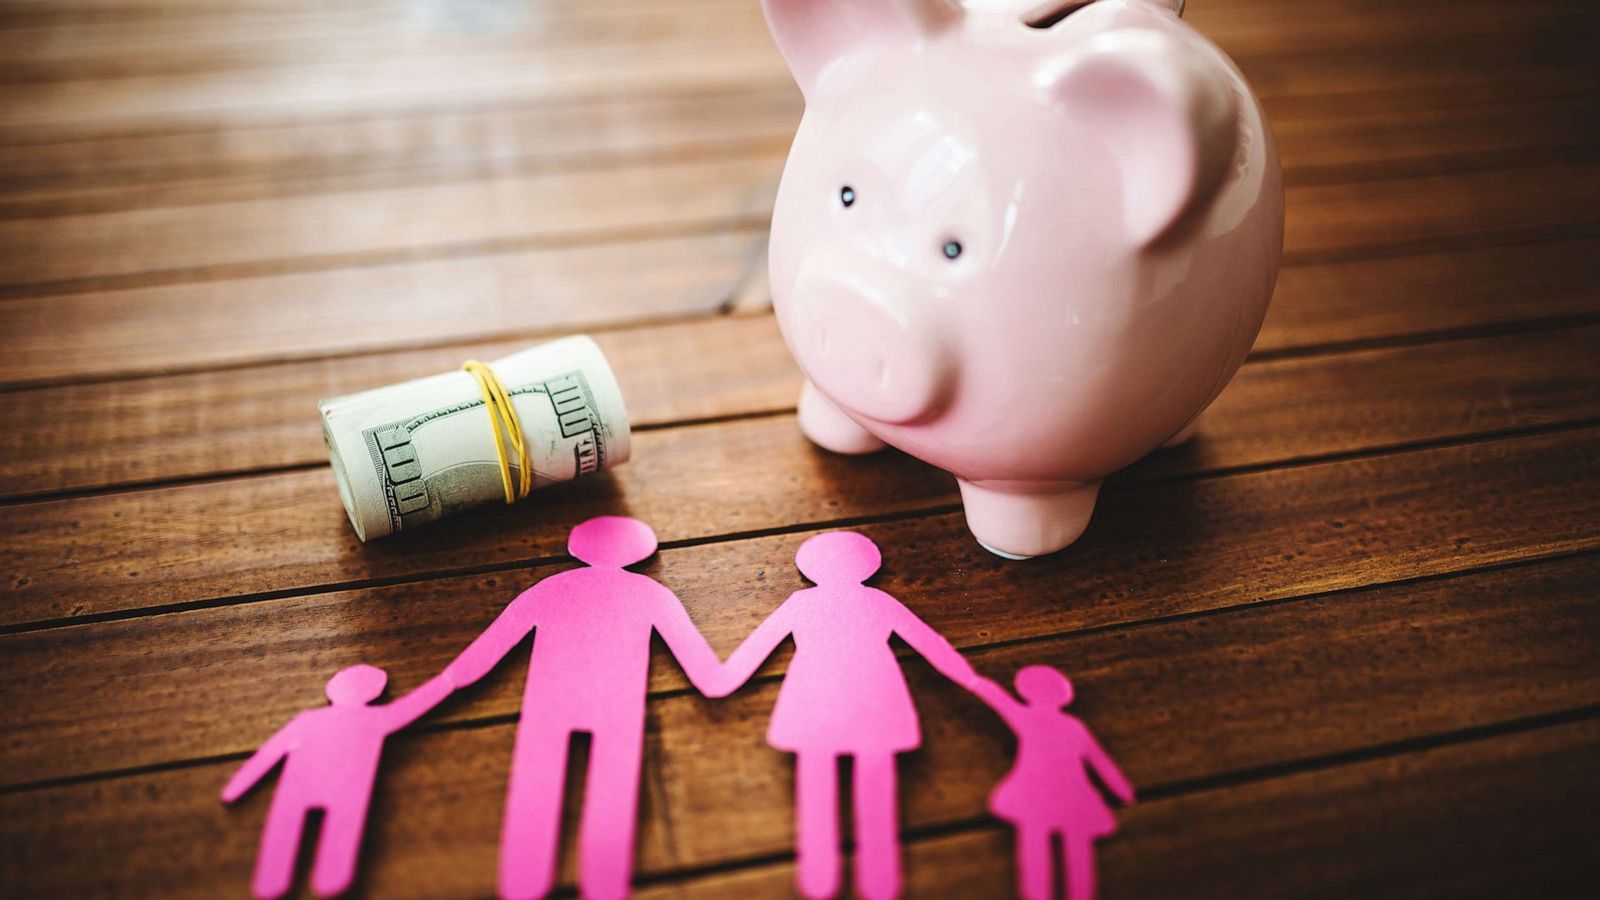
2;334;1596;631
2;188;1597;395
6;543;1595;797
0;145;1595;302
2;424;1595;791
629;711;1600;897
2;554;1595;895
4;277;1597;502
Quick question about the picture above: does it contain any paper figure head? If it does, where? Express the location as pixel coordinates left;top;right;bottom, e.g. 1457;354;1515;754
326;664;389;705
795;531;882;585
1015;664;1074;708
568;515;658;568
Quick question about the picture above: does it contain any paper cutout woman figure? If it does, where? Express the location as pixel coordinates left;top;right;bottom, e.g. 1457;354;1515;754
440;515;724;900
971;667;1135;900
220;664;453;898
712;531;979;899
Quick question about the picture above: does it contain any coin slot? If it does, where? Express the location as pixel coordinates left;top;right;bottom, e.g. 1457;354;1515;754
1023;0;1096;29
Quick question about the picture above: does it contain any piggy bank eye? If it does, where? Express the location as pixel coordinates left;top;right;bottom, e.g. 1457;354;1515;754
839;186;856;208
942;240;963;260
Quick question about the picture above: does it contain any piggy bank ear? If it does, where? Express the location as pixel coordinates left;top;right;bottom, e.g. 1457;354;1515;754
762;0;963;97
1040;29;1238;246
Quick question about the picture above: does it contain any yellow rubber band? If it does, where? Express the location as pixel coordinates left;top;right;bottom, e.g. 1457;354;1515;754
461;360;534;504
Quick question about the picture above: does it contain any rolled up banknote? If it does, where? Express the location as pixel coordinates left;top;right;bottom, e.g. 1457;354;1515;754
319;336;630;541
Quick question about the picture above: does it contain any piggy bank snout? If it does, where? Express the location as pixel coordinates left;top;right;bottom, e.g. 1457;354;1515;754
792;279;953;426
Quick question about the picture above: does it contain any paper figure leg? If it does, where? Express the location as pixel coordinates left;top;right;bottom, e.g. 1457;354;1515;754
852;753;902;900
309;798;366;896
1014;826;1053;900
794;752;842;899
498;721;571;900
252;795;309;899
1063;833;1097;900
576;723;645;900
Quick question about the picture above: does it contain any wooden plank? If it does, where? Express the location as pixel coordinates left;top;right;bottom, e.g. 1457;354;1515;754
644;717;1600;899
1272;78;1600;183
2;427;1596;788
0;414;958;627
1253;236;1600;353
0;0;1589;135
0;31;787;136
0;229;769;384
0;0;756;79
5;290;1600;500
0;314;801;497
654;557;1600;871
0;85;806;215
1;347;1596;626
3;118;1597;294
4;225;1597;392
1282;161;1600;264
0;152;782;290
4;74;1595;220
0;151;1595;361
1;556;1594;893
1;21;1592;209
0;0;1566;80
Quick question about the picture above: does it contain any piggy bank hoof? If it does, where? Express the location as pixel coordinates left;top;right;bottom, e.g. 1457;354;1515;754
977;541;1035;561
798;381;886;455
958;479;1103;559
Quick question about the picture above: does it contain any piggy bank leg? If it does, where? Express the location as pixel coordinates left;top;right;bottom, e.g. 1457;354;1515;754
798;380;886;455
958;479;1102;559
1160;412;1204;448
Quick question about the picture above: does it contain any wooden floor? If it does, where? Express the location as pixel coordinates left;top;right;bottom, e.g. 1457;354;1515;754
2;0;1598;896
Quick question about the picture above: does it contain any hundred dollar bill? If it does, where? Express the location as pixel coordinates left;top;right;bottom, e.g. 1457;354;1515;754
319;336;630;541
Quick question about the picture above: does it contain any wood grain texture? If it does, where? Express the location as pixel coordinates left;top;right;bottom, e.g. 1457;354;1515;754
3;165;1598;392
0;230;770;385
0;63;1591;219
3;226;1596;390
4;279;1599;499
0;0;1576;82
639;717;1600;899
0;315;800;499
0;0;1589;139
2;559;1595;894
3;427;1597;788
0;141;1595;298
3;0;1598;895
4;352;1598;629
0;153;782;289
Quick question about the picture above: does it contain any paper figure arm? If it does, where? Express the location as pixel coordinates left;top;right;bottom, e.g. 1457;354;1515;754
442;588;542;688
968;677;1027;728
220;718;299;803
891;601;978;689
1083;730;1136;806
651;587;727;698
378;674;455;733
714;597;797;696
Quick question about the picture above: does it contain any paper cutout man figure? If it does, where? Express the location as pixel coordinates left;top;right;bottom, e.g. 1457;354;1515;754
221;665;452;898
972;667;1135;900
441;515;724;900
712;531;979;899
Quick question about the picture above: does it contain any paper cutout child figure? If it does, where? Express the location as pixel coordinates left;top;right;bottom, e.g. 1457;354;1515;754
971;667;1135;900
220;664;453;898
711;531;979;899
440;516;724;900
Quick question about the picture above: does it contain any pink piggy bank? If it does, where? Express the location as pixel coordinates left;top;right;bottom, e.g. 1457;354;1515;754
765;0;1284;558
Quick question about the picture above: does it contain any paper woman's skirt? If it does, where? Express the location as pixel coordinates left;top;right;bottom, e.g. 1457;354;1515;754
763;659;922;755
